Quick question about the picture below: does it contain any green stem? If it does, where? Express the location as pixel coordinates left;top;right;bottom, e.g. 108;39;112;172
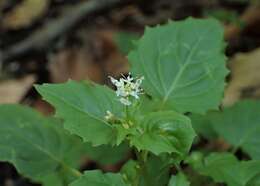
174;163;182;173
142;151;148;162
125;105;129;119
134;149;150;186
133;149;141;186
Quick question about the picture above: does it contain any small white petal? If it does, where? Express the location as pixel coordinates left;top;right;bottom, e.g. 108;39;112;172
120;97;131;105
109;76;119;86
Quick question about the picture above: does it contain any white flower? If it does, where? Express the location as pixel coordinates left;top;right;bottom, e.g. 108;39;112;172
119;97;131;106
109;73;144;106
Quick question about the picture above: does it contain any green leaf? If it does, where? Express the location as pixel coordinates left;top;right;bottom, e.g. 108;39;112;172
35;80;124;146
248;174;260;186
121;155;171;186
40;174;63;186
140;155;171;186
130;111;196;157
114;31;139;55
0;105;83;185
196;153;260;186
128;17;228;114
185;151;204;170
209;100;260;160
137;95;162;115
83;142;130;165
70;170;127;186
168;173;190;186
121;160;139;186
189;113;218;140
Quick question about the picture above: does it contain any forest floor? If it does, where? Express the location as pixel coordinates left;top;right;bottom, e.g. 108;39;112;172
0;0;260;185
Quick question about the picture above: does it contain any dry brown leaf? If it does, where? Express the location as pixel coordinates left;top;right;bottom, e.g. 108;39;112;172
96;30;129;77
1;0;49;29
105;52;129;77
32;99;54;116
224;5;260;40
49;29;129;84
223;48;260;106
206;139;231;152
49;47;103;83
0;75;35;103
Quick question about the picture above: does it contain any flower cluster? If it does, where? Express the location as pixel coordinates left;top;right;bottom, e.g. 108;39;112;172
109;73;144;106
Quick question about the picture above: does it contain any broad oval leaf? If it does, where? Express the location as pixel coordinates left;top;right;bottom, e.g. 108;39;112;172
121;155;171;186
196;153;260;186
209;100;260;160
141;155;171;186
70;170;127;186
189;113;218;140
168;173;190;186
121;160;139;186
0;105;83;185
248;174;260;186
128;18;228;114
114;31;139;55
130;111;196;156
35;80;124;146
83;142;130;165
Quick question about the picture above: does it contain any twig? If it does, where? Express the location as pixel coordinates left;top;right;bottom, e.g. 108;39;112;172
1;0;125;63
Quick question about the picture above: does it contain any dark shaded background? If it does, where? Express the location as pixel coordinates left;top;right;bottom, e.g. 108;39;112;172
0;0;260;185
